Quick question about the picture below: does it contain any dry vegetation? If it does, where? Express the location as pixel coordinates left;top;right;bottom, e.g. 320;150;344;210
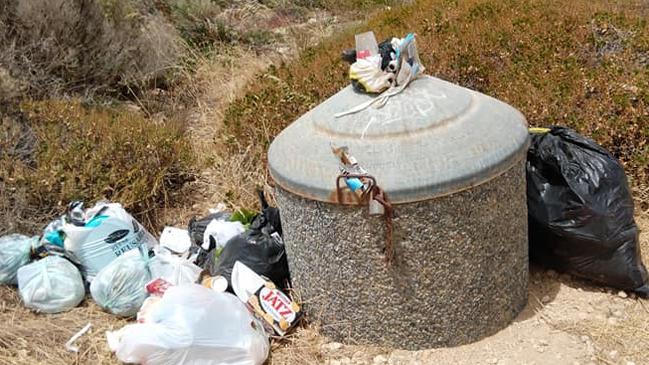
0;100;193;232
0;0;182;98
223;0;649;209
0;0;372;234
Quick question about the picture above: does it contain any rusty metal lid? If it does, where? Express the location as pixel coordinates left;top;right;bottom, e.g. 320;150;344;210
268;75;528;204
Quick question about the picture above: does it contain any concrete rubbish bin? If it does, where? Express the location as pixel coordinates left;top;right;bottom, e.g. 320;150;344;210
268;75;529;350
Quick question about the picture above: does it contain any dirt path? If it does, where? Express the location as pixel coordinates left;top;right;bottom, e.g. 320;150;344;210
162;10;351;225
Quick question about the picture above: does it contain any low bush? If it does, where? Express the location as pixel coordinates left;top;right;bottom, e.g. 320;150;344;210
0;0;183;99
0;100;194;234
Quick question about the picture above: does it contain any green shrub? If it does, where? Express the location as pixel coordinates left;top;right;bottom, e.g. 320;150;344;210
0;100;194;234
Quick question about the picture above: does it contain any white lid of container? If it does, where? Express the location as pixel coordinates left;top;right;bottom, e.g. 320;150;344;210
268;75;528;204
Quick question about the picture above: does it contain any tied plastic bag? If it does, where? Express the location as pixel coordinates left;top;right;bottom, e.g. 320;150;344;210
187;211;230;267
527;126;649;294
107;284;269;365
0;234;38;285
17;256;85;313
90;248;151;317
149;248;202;285
202;220;245;252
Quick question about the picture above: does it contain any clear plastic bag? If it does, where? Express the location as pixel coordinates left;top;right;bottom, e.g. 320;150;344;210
17;256;85;313
149;248;202;285
90;248;151;317
0;234;37;285
108;284;269;365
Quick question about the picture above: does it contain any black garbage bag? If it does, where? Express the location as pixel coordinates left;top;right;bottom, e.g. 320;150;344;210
526;126;649;295
208;191;289;292
187;211;231;268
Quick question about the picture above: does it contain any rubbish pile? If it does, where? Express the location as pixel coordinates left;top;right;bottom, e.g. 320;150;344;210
0;193;299;365
1;28;647;363
337;31;425;117
341;31;424;95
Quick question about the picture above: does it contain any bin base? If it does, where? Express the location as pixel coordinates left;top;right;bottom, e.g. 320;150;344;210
276;158;528;350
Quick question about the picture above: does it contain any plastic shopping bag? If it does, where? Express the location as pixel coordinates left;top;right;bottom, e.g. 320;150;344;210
0;234;38;285
17;256;85;313
62;201;157;282
107;284;269;365
90;248;151;317
149;248;202;285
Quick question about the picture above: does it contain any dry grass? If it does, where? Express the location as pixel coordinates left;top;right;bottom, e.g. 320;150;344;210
0;286;128;365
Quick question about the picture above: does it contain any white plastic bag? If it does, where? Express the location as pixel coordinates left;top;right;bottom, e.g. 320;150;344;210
159;227;191;254
349;57;394;94
203;220;245;251
17;256;85;313
0;234;37;285
63;202;158;282
90;248;151;317
108;284;269;365
149;248;202;285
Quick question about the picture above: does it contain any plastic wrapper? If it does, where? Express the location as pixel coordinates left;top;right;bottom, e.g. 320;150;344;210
17;256;85;313
527;126;649;294
0;234;37;285
149;248;202;285
107;284;269;365
90;248;151;317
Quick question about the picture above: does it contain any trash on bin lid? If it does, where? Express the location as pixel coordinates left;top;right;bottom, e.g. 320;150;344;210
268;75;528;204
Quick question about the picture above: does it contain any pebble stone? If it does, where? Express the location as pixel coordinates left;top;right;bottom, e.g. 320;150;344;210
613;310;623;318
618;291;628;298
276;160;528;350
